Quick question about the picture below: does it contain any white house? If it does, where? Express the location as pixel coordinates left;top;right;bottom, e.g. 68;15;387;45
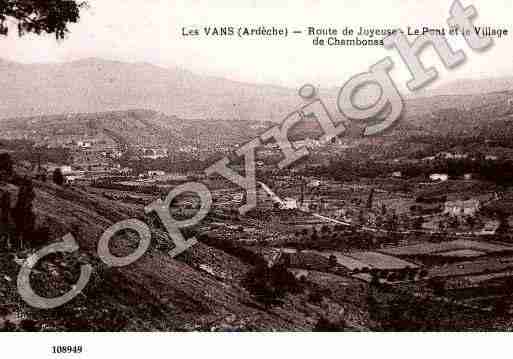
147;170;166;177
281;198;298;210
480;220;500;235
430;173;449;182
307;180;321;188
444;199;480;217
60;165;73;175
44;164;73;175
141;148;168;160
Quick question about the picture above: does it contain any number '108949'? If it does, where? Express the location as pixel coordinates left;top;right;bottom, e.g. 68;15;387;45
51;345;83;354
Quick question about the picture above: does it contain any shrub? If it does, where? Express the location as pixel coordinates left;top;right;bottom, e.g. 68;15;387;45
52;168;65;186
328;255;338;267
0;153;13;180
13;179;36;248
308;287;331;305
0;191;10;225
313;317;346;332
242;263;303;306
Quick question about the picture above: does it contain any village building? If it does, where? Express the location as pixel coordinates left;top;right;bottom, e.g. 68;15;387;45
71;150;112;172
282;197;298;210
292;139;321;150
147;170;166;177
444;199;481;217
480;220;500;235
42;164;73;175
141;148;168;160
430;173;449;182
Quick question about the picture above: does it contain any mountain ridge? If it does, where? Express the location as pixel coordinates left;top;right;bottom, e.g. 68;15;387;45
2;58;513;142
0;58;300;121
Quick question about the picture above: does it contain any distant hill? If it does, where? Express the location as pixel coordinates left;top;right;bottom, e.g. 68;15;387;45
399;90;513;138
428;77;513;96
2;58;513;144
0;58;299;121
0;109;271;152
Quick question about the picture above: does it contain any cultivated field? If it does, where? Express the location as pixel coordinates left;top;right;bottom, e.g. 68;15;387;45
348;251;418;270
302;250;369;270
381;239;513;257
428;256;513;278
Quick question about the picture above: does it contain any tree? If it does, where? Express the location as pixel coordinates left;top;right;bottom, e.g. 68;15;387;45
13;178;36;249
52;168;65;186
313;317;346;332
328;255;337;267
448;215;459;229
493;299;510;316
0;190;13;250
497;214;510;234
381;204;387;216
428;278;445;296
414;216;424;230
0;190;10;225
406;267;417;281
0;153;13;180
358;210;365;226
386;213;398;232
241;263;302;306
466;216;476;228
419;269;429;279
370;271;380;286
386;272;396;282
0;0;87;39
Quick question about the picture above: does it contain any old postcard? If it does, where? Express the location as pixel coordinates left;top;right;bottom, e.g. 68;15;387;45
0;0;513;355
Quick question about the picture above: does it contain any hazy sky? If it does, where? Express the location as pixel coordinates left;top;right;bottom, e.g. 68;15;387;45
1;0;512;91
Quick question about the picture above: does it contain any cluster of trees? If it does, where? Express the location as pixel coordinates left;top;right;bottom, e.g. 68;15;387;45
118;151;225;176
1;149;68;186
296;147;513;186
0;153;14;180
0;178;38;250
0;153;60;251
0;140;71;166
290;229;377;252
313;316;347;332
399;157;513;185
241;262;303;306
359;267;429;284
2;179;55;251
290;221;414;252
365;288;457;331
0;0;87;39
52;168;65;186
13;178;37;247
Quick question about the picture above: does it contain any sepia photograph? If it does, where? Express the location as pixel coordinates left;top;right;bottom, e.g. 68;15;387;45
1;1;513;350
